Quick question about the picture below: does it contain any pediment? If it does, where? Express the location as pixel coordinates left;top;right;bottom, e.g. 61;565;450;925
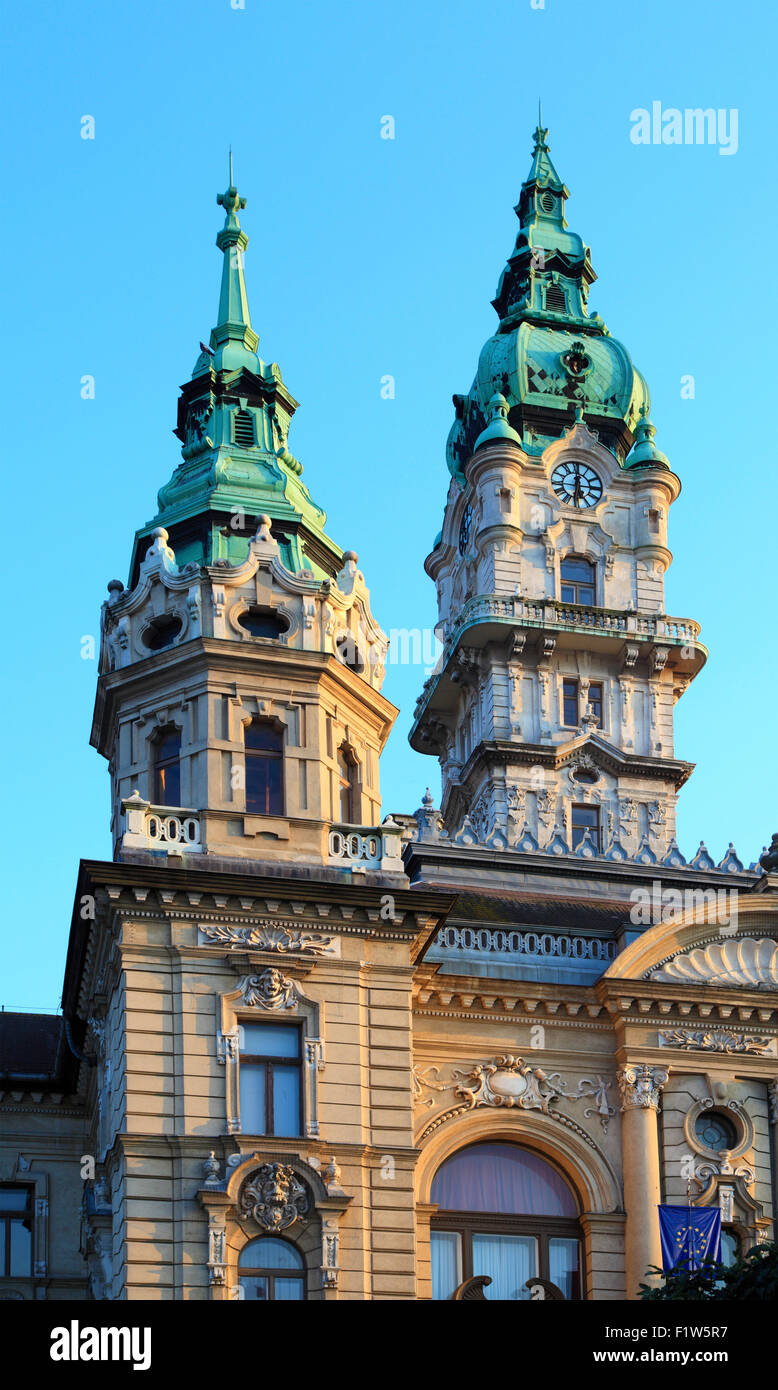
604;896;778;988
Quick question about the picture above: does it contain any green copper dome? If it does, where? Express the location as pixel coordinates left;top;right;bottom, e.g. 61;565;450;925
128;163;343;588
447;121;651;483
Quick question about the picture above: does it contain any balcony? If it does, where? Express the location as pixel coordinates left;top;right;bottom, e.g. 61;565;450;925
447;593;702;650
411;593;706;743
327;820;404;875
119;792;202;855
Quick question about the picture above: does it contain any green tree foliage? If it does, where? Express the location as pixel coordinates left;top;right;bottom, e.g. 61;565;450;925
639;1242;778;1301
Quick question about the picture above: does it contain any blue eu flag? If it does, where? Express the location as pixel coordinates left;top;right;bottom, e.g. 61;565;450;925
658;1205;722;1272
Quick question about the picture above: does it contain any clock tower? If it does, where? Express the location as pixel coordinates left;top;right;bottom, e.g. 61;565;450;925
410;123;707;865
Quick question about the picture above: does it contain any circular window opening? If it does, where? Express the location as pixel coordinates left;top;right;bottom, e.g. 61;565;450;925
694;1109;738;1152
540;192;555;213
143;614;182;651
238;607;289;639
572;768;597;784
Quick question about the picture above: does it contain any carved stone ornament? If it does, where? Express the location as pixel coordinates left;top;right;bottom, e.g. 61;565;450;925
199;921;336;955
658;1028;772;1055
412;1064;447;1108
572;1076;617;1131
617;1064;668;1112
239;968;302;1010
453;1056;566;1114
651;938;778;989
238;1164;309;1232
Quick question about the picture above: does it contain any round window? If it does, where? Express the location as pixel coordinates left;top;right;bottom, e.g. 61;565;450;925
694;1109;738;1152
540;192;555;213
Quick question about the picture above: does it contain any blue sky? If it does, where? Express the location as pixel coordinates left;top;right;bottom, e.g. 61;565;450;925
1;0;775;1007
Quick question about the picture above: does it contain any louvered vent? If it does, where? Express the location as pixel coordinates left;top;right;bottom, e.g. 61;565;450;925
541;191;555;213
545;284;566;312
234;410;255;447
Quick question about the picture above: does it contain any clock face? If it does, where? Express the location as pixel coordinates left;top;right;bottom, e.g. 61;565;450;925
551;461;603;509
458;503;473;555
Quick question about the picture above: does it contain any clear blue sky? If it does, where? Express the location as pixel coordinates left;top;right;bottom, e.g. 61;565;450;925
1;0;775;1008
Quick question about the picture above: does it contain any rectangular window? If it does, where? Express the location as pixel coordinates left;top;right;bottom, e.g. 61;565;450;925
431;1230;463;1300
571;804;601;851
0;1186;32;1278
587;682;603;728
239;1023;302;1137
562;679;579;727
548;1238;581;1301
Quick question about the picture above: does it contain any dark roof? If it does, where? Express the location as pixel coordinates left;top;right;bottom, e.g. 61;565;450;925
0;1012;64;1081
448;890;630;934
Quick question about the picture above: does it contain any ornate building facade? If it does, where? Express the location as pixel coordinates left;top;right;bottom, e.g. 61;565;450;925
1;128;777;1302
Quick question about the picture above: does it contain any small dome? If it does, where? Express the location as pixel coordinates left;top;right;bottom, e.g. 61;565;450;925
474;393;522;451
625;409;669;469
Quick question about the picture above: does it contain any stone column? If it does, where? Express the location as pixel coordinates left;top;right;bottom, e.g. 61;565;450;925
618;1063;668;1298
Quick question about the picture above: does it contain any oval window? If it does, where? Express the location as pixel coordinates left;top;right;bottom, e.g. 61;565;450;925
143;614;182;651
238;607;289;639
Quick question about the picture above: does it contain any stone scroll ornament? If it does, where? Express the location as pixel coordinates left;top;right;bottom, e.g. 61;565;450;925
617;1064;668;1111
453;1055;567;1115
239;1164;309;1232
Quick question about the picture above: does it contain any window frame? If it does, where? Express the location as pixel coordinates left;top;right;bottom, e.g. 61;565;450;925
238;1236;307;1301
560;555;596;607
0;1185;33;1279
587;681;604;728
336;744;360;824
244;718;285;817
571;802;601;851
562;678;579;728
431;1211;583;1300
238;1020;304;1138
152;725;182;807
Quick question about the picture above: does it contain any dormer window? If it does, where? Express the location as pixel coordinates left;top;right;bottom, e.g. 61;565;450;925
560;556;595;606
153;727;181;806
233;409;255;447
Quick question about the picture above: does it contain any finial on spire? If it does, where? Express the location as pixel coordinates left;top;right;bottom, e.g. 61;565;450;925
532;103;549;154
216;154;246;230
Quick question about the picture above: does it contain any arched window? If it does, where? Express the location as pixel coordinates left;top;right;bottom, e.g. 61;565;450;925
238;1237;305;1301
560;556;595;606
337;745;360;824
430;1142;582;1300
153;727;181;807
245;720;284;816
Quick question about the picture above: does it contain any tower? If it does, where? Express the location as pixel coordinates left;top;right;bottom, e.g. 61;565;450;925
92;171;401;875
410;122;707;864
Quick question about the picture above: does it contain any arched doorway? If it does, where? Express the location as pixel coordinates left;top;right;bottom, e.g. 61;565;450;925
430;1142;583;1299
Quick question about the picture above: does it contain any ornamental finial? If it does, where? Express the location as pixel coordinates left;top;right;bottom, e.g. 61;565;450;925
216;150;246;228
532;104;549;154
